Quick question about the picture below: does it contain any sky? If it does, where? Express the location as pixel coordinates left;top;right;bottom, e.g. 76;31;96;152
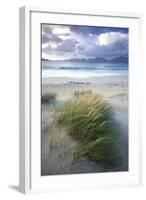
41;24;128;61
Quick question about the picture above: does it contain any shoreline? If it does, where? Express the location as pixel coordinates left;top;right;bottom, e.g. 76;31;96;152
42;74;128;84
42;75;128;105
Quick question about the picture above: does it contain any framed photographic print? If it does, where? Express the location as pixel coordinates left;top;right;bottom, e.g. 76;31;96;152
19;6;142;193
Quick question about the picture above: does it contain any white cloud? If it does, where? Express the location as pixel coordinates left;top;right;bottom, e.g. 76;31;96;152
42;42;59;50
96;32;128;46
42;52;71;61
50;43;58;49
42;43;48;48
58;34;72;40
52;27;70;35
42;52;61;60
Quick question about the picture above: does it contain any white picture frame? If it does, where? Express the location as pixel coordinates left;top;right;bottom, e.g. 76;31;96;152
19;6;142;194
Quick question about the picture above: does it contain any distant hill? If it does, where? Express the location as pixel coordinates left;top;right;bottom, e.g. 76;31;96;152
42;56;128;63
109;56;128;63
42;58;52;62
66;57;107;63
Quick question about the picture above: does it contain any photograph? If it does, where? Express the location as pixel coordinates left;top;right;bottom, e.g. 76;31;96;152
41;24;128;176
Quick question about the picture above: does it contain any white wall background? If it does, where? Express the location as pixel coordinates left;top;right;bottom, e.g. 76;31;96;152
0;0;145;199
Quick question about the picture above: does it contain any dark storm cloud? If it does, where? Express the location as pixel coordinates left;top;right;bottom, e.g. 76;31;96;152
42;34;49;43
56;39;79;52
42;25;63;44
83;39;128;58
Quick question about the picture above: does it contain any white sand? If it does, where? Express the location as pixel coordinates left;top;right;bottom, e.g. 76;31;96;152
42;75;128;103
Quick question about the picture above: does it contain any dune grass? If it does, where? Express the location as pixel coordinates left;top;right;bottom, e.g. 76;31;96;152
56;90;119;166
73;90;92;97
42;92;57;104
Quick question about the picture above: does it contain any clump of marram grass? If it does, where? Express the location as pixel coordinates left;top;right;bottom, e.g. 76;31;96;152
73;90;92;97
56;90;119;166
41;92;57;104
57;91;113;141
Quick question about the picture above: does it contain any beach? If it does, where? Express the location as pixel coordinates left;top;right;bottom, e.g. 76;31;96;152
41;74;128;175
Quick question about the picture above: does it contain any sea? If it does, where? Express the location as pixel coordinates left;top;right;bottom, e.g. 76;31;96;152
42;60;128;79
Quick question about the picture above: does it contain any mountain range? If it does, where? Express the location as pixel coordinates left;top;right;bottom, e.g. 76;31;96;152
42;56;128;63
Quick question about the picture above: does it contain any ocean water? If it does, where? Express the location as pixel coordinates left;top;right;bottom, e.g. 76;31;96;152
42;60;128;79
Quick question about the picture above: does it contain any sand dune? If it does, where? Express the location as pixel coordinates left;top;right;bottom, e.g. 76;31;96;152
41;75;128;175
